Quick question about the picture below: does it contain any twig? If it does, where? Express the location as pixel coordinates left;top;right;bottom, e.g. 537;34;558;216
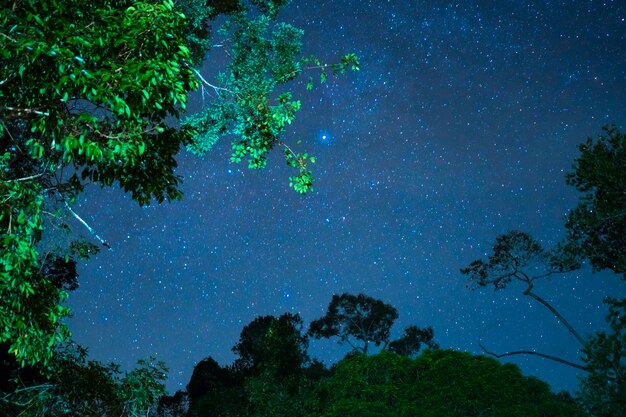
5;173;46;182
4;106;50;117
64;201;111;250
185;64;233;96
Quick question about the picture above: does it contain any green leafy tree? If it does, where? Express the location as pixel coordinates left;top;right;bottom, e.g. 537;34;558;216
1;0;199;370
1;0;357;377
306;350;586;417
564;125;626;278
309;293;437;356
1;343;168;417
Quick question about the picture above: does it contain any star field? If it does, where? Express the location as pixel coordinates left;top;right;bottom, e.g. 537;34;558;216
67;0;626;393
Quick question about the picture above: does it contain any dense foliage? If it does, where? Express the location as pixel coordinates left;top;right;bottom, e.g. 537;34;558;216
1;344;167;416
460;125;626;416
167;311;584;417
1;0;357;413
564;125;626;278
308;350;585;417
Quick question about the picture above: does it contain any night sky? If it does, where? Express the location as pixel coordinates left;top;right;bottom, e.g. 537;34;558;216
67;0;626;394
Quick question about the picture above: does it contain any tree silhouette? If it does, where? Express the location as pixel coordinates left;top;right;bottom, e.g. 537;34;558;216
388;325;439;357
565;125;626;278
309;293;437;356
309;293;399;354
233;313;309;376
461;230;587;368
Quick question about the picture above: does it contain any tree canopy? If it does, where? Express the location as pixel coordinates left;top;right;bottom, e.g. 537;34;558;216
460;125;626;415
1;0;358;413
1;0;357;376
307;349;584;417
309;293;399;354
309;293;438;356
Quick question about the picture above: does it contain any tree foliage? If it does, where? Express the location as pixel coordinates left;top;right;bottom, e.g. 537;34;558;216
184;313;315;417
306;349;585;417
309;293;399;354
1;0;357;383
388;325;439;357
577;297;626;417
1;0;198;370
309;293;437;357
461;126;626;414
564;125;626;278
232;313;309;375
1;344;167;417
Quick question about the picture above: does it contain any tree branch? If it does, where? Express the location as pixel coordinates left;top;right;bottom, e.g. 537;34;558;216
524;289;586;345
64;202;111;250
478;341;590;372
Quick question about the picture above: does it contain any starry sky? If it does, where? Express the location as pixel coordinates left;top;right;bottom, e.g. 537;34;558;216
67;0;626;394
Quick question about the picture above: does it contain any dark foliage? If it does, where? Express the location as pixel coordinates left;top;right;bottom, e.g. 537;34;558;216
309;293;399;354
565;125;626;278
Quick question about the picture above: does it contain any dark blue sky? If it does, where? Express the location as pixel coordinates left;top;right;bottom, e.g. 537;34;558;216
68;0;626;393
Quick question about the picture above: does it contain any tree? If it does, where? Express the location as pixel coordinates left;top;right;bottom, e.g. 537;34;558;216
309;293;399;354
577;297;626;417
461;231;586;352
238;314;315;417
185;356;245;417
388;325;439;357
0;343;168;417
184;313;312;417
564;125;626;278
309;293;437;356
232;313;309;376
306;349;586;417
1;0;357;375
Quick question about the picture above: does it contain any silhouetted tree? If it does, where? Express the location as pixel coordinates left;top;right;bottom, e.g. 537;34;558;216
309;293;399;354
233;313;309;376
309;293;437;357
157;390;189;417
577;297;626;417
461;231;586;358
564;125;626;278
1;344;167;417
388;325;439;356
186;357;245;417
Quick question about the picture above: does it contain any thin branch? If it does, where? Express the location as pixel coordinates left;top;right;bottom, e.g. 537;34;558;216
279;140;306;170
64;201;111;250
4;172;46;182
185;64;233;96
478;341;590;372
0;32;17;43
524;289;586;345
4;106;50;117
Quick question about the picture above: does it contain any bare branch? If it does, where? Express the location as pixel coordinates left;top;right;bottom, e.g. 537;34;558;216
4;172;46;182
185;64;233;96
64;201;111;250
524;290;586;345
478;341;590;372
